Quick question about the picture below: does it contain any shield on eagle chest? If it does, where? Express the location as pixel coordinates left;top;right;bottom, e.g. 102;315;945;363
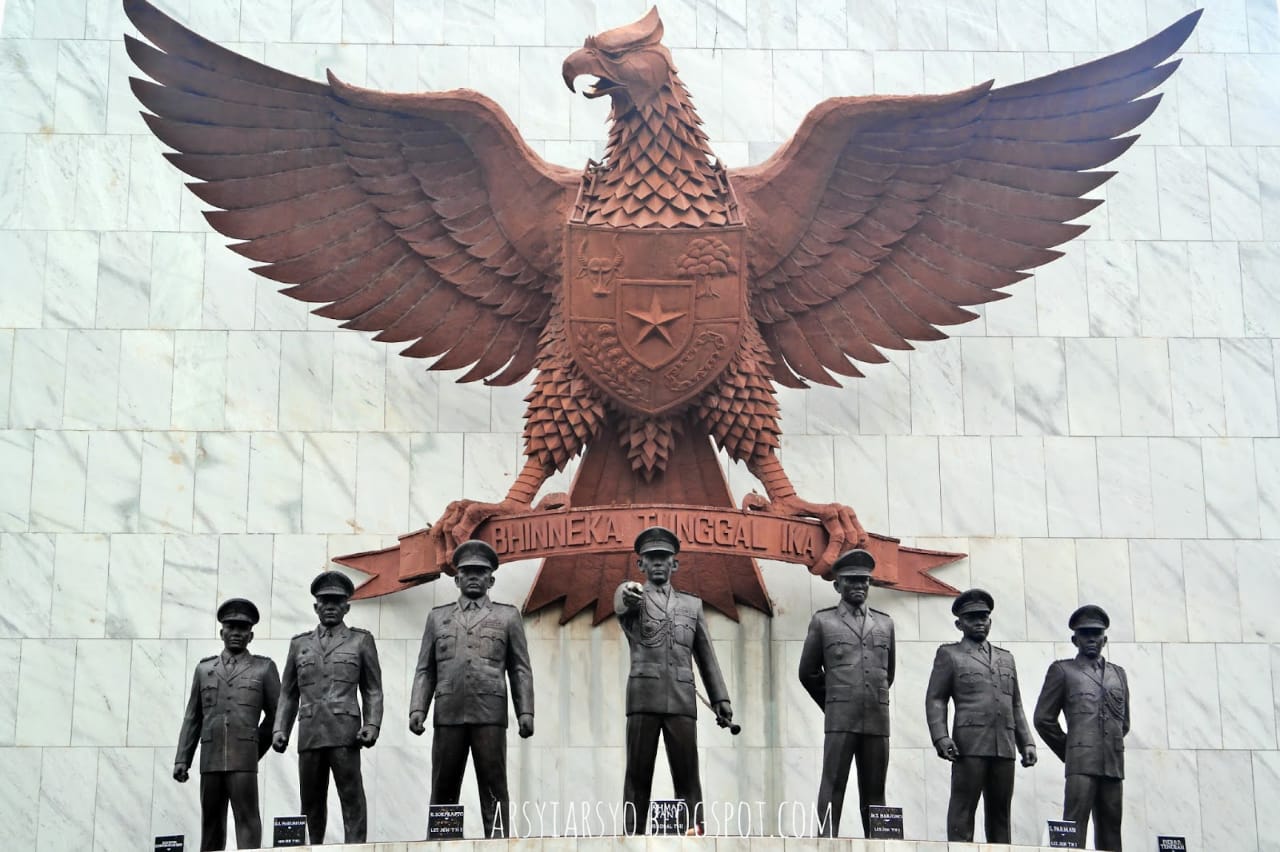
565;225;747;416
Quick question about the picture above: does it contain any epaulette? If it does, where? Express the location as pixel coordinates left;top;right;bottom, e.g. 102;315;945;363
816;605;838;614
492;601;517;610
292;630;311;640
252;653;274;661
200;654;217;662
432;602;454;611
349;626;372;635
869;607;891;618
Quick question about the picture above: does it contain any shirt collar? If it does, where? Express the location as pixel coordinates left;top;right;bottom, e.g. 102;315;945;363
458;594;491;610
839;600;866;618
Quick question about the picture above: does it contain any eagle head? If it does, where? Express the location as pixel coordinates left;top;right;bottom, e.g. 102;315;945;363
561;7;673;104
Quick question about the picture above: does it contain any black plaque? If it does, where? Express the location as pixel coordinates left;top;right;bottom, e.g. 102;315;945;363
868;805;904;839
428;804;465;840
647;799;688;835
1157;837;1188;851
1048;819;1084;848
154;836;184;852
272;815;307;847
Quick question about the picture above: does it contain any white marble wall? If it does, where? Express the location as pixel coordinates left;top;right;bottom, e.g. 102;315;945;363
1;0;1278;848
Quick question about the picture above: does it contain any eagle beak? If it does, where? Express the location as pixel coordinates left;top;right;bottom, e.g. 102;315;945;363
561;48;592;93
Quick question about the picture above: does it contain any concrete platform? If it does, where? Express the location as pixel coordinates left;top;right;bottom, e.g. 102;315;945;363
246;839;1073;851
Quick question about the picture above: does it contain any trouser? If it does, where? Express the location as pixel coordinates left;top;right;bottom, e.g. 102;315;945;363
817;731;889;838
198;771;260;851
946;755;1016;842
299;745;366;843
1064;774;1124;851
623;713;702;834
431;724;509;838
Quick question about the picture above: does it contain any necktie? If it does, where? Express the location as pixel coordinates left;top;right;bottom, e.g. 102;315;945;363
320;629;331;651
226;655;238;676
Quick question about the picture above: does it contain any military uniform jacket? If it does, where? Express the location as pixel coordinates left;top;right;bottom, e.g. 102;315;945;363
410;596;534;727
798;602;896;735
175;651;280;773
275;624;384;751
614;582;729;718
1034;656;1130;779
925;640;1032;759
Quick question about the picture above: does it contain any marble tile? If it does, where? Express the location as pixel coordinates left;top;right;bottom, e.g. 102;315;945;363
946;0;997;50
1208;146;1265;240
1263;146;1280;240
1175;53;1231;147
224;330;280;431
105;40;146;135
1199;0;1252;50
171;331;227;430
1155;147;1211;239
0;745;41;848
1164;643;1223;749
302;432;358;534
795;0;845;48
1182;539;1241;642
53;38;108;135
1187;241;1245;337
0;41;58;133
16;638;77;744
1202;438;1260;538
41;230;98;329
960;338;1014;436
895;0;945;49
127;135;183;231
1043;437;1100;537
1137;748;1201;845
0;533;55;639
1012;338;1068;436
923;50;974;94
0;641;21;743
520;47;573;140
886;436;941;536
50;533;109;638
1064;338;1120;436
215;534;274;630
938;436;994;536
117;330;173;431
83;431;141;535
1110;642;1166;749
1129;539;1188;642
36;747;97;852
1084;241;1140;335
991;436;1048;537
62;331;119;432
125;638;186;746
247;432;304;534
70;639;131;745
1221;339;1277;437
0;0;36;36
279;332;335;431
138;432;195;534
1261;437;1280;537
1150;436;1208;538
104;534;164;638
693;0;746;49
833;436;889;533
1241;243;1280;337
92;747;154;852
267;534;329;638
1110;151;1163;240
344;0;394;42
0;136;27;229
355;433;412;536
1217;643;1276;749
1238;540;1280;642
1199;750;1259;851
29;430;88;533
160;535;219;638
720;50;773;141
1169;338;1226;437
842;0;894;49
189;432;248;534
147;746;200;845
407;432;464;529
1115;339;1172;436
744;0;797;48
183;0;240;40
1045;0;1096;49
462;431;520;503
994;0;1046;50
1136;241;1194;337
0;333;10;432
873;50;925;93
0;431;34;531
95;231;152;330
1072;540;1133;641
333;333;387;432
9;329;66;430
1095;438;1154;539
966;538;1026;641
1021;538;1078;641
773;51;824;140
857;350;911;435
200;234;258;331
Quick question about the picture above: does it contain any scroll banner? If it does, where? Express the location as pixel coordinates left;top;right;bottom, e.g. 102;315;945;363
338;504;961;601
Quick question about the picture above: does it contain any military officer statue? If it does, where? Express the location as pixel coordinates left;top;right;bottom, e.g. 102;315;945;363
1034;605;1130;851
410;540;534;838
924;588;1036;843
614;526;732;835
272;571;383;844
174;598;280;851
798;548;895;838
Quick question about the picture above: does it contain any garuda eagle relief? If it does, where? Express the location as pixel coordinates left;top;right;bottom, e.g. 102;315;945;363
124;0;1198;623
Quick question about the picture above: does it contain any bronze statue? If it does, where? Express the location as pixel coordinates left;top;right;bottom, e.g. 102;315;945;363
925;588;1036;843
272;571;383;844
1035;605;1130;851
409;540;534;838
174;598;280;851
798;549;895;838
124;0;1199;621
614;526;732;834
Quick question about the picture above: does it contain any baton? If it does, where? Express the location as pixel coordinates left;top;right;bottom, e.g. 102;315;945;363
696;688;740;735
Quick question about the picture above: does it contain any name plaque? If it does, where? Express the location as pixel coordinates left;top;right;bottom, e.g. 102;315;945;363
648;799;688;835
427;804;465;840
868;805;904;839
1048;819;1084;848
154;836;183;852
272;815;307;847
1157;837;1188;851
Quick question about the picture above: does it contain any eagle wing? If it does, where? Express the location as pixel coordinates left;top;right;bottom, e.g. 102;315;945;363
732;11;1200;388
124;0;580;385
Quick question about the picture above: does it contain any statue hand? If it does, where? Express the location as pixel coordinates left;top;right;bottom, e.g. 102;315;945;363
713;701;733;723
620;582;643;609
357;725;379;747
409;711;427;736
518;713;535;738
1021;743;1037;767
934;737;959;761
271;732;288;753
172;763;189;783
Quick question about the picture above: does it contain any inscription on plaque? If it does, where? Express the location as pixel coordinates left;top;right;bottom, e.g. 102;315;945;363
648;799;688;835
154;836;184;852
427;804;465;840
1048;819;1084;848
271;815;307;847
868;805;905;839
1157;837;1188;851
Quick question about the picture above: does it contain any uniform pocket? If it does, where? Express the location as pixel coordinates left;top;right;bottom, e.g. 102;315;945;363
479;628;506;662
332;653;360;682
437;635;456;661
823;639;855;666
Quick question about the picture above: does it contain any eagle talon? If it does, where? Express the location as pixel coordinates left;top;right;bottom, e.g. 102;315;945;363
428;498;531;570
741;492;867;577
